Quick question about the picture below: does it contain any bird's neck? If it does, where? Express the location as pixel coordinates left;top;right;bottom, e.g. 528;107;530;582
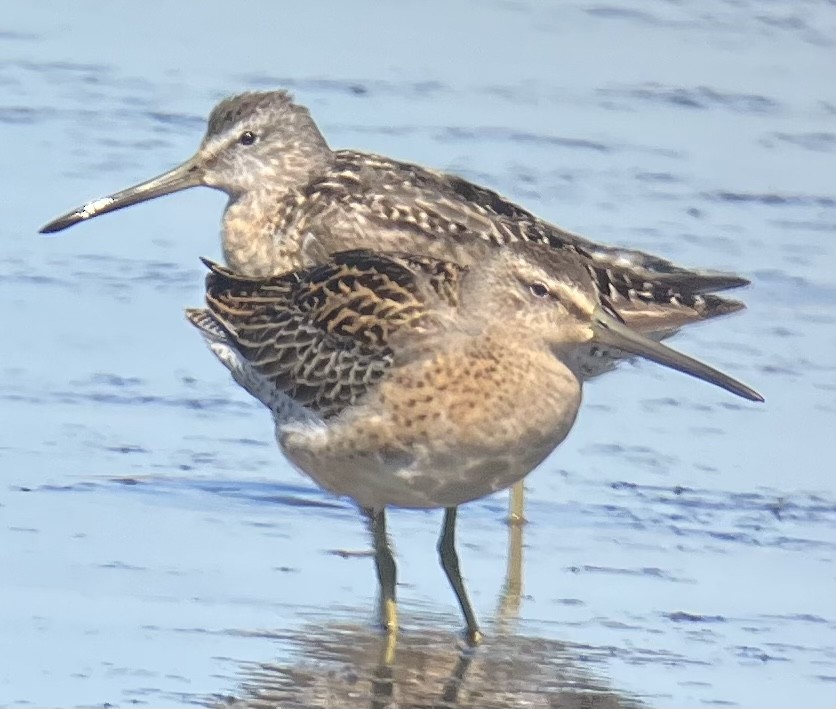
220;147;334;276
220;188;303;277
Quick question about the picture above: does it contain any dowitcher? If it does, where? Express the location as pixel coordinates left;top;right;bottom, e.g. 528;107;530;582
185;241;762;644
40;90;754;522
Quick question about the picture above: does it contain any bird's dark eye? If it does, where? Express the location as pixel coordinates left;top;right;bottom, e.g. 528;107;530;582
239;131;257;146
529;282;550;298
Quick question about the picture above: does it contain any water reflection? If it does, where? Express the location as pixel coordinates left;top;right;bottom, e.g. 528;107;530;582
495;520;524;634
209;523;640;709
215;620;641;709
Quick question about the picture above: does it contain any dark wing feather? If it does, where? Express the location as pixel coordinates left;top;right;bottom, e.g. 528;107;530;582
587;261;746;333
292;153;747;335
325;151;749;298
190;251;464;418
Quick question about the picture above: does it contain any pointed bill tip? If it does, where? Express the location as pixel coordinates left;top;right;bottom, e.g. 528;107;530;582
39;197;116;234
592;307;764;403
38;158;203;236
40;214;83;234
717;378;764;403
749;388;766;404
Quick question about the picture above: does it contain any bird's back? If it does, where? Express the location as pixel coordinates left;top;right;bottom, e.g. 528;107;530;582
299;150;747;290
186;250;467;423
279;150;747;380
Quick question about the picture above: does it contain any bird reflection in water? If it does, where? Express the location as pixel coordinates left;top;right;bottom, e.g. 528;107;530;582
208;527;641;709
213;622;642;709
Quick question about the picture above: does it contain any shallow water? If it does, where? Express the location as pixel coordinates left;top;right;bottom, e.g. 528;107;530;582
1;1;835;707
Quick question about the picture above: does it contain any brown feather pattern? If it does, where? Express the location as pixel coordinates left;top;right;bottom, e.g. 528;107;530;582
193;251;466;419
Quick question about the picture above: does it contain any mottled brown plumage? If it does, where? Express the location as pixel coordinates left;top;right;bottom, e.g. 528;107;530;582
39;89;754;428
40;88;757;549
190;250;466;419
39;90;748;328
186;241;761;642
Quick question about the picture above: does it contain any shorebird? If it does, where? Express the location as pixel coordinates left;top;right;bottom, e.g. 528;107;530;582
185;241;763;644
40;90;754;522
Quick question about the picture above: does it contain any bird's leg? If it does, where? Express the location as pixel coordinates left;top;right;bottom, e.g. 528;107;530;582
507;481;526;525
365;507;398;640
440;644;477;705
437;507;482;646
496;515;523;631
370;656;395;709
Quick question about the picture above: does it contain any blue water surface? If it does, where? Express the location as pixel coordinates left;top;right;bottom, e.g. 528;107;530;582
1;1;834;707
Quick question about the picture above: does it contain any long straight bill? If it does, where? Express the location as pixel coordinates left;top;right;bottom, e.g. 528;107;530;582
592;307;764;402
39;157;203;233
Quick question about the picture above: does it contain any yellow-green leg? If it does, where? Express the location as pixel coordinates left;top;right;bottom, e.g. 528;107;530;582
366;507;398;648
496;514;523;630
437;507;483;646
508;481;526;525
